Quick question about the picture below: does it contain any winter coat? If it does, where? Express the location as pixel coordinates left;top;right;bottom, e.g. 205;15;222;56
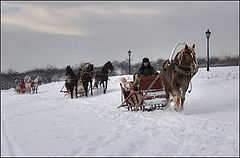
137;64;158;76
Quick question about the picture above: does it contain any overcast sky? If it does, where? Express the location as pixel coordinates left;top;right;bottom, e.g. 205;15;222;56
1;1;239;73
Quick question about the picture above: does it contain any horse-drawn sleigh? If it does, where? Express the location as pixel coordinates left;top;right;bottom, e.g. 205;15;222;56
60;61;114;98
15;75;42;94
118;74;167;111
118;42;199;112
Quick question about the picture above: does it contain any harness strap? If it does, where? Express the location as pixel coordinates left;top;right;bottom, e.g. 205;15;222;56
65;77;78;81
174;64;198;76
81;70;95;77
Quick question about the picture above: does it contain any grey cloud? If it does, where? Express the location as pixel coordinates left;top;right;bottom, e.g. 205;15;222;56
1;1;238;72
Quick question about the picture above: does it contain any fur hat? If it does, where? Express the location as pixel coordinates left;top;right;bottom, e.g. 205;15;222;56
142;57;149;63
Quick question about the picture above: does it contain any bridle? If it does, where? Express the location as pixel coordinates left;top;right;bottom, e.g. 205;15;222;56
174;50;199;76
102;63;113;74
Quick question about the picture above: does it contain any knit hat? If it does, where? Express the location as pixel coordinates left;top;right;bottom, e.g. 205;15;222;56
142;57;149;63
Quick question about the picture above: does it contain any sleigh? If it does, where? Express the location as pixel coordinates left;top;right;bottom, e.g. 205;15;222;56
118;74;167;111
60;81;86;97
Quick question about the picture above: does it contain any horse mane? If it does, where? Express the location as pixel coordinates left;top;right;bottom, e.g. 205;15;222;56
66;65;76;76
102;61;114;72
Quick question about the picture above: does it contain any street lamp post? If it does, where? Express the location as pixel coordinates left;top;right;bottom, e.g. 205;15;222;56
128;50;132;75
205;29;211;71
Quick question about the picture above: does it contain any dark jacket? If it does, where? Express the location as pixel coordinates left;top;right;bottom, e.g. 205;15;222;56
138;63;158;76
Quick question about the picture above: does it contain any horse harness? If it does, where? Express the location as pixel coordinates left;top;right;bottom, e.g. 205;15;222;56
161;51;199;88
78;70;95;78
95;66;112;77
172;60;198;76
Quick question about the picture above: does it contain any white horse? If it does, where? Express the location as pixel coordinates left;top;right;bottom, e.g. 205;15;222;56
24;75;32;93
31;76;42;94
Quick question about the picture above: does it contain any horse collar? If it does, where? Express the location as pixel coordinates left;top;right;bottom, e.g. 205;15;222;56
174;64;198;76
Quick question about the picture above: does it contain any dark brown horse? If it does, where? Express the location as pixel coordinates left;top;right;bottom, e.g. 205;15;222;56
160;43;199;112
65;65;78;99
94;61;114;94
78;63;95;97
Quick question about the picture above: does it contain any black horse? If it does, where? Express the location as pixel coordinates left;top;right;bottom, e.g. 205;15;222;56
94;61;114;94
78;64;95;97
65;65;78;98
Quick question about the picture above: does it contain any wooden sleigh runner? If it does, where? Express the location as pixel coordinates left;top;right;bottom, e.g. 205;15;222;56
60;80;87;97
118;74;167;111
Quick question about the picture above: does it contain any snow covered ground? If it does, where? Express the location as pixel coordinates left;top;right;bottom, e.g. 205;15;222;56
1;66;239;156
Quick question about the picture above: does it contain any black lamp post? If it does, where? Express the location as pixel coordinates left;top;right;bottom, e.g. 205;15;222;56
205;29;211;71
128;50;131;75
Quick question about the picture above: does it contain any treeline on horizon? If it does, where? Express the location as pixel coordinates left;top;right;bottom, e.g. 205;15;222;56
1;55;239;90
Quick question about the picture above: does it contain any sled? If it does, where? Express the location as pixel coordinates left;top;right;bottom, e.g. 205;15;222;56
118;74;167;111
60;82;86;97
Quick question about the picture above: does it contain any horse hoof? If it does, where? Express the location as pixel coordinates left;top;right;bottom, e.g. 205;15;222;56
174;107;179;112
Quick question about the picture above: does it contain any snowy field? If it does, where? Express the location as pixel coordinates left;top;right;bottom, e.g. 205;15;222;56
1;66;239;156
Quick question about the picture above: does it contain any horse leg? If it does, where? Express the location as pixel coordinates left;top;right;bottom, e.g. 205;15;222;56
174;95;181;112
163;85;171;108
172;89;181;112
100;81;103;88
29;85;32;93
94;80;99;88
75;86;78;98
83;82;88;97
70;87;74;99
180;86;188;111
180;97;185;111
90;81;93;95
105;80;108;92
71;91;73;98
163;92;170;110
103;81;106;94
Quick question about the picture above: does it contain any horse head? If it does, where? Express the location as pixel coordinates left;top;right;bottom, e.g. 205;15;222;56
66;65;73;76
87;64;94;72
104;61;114;73
24;75;32;83
65;65;78;98
174;44;198;76
34;76;42;85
